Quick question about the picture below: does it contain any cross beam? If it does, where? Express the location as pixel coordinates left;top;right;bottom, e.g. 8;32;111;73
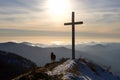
64;12;83;59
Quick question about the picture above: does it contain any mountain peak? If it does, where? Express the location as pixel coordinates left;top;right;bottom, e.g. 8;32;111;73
14;58;120;80
47;59;120;80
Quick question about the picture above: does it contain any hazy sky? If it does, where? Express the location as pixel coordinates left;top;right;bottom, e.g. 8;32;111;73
0;0;120;44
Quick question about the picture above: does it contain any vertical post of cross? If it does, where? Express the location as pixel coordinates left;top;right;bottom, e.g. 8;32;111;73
72;12;75;59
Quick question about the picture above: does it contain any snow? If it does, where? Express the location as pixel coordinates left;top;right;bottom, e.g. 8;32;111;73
47;60;75;75
47;59;120;80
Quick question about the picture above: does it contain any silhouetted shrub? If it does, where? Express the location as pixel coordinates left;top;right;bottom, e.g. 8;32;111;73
59;57;70;63
45;57;69;71
79;57;87;63
87;62;98;75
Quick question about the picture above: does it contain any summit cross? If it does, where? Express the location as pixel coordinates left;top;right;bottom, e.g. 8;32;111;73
64;12;83;59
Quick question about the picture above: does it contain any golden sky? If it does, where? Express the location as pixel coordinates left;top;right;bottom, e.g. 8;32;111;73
0;0;120;44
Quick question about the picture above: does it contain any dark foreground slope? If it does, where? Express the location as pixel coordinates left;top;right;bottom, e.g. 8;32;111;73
13;58;68;80
0;50;36;80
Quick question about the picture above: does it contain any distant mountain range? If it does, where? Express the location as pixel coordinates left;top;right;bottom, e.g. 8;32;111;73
0;42;120;76
0;50;36;80
0;42;90;66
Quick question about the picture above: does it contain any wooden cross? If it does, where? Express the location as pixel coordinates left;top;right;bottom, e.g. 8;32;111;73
64;12;83;59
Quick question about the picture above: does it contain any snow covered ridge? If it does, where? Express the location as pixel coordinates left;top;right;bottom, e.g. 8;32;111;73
47;59;120;80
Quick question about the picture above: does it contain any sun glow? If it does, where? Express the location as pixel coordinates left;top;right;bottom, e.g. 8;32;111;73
47;0;70;15
51;41;64;45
